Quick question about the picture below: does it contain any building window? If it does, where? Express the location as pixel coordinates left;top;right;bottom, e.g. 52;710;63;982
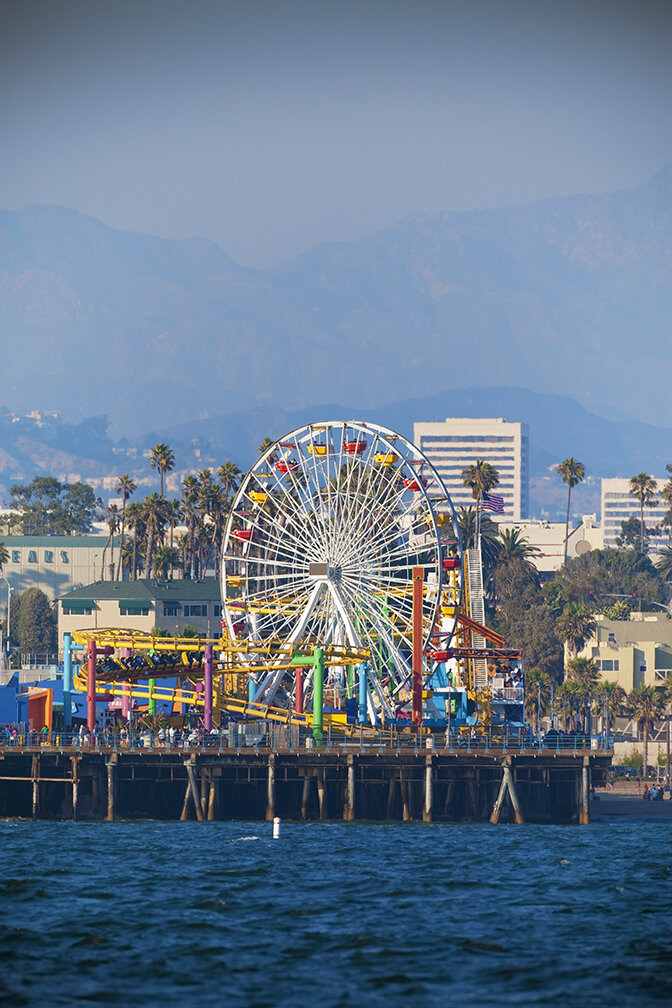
44;550;54;564
60;551;69;563
164;604;181;617
11;550;19;563
184;604;207;618
120;606;150;617
213;604;222;618
63;605;92;616
28;550;38;563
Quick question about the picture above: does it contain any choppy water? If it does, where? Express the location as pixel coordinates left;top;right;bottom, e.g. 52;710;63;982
0;818;670;1007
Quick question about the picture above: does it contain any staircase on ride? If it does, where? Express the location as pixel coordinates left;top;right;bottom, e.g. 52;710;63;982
465;548;488;690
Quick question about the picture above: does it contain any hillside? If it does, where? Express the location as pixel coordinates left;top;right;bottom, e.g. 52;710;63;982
2;387;672;522
0;167;669;436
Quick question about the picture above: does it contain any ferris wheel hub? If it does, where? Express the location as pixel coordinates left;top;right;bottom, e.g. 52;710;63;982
308;561;342;583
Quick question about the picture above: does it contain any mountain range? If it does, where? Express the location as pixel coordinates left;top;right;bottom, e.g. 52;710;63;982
2;385;672;522
0;166;670;438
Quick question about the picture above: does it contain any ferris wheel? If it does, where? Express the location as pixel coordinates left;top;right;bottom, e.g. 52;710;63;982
221;421;462;721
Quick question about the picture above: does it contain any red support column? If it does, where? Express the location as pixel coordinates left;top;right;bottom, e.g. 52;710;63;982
412;566;424;728
87;639;97;732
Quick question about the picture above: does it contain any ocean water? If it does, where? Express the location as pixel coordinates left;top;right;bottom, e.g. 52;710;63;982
0;819;670;1008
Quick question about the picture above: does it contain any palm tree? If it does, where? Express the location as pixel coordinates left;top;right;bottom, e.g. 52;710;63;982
596;680;627;739
461;460;500;544
556;458;585;564
101;504;120;580
495;528;540;587
181;475;200;579
150;443;176;497
629;473;658;553
125;501;145;581
654;546;672;583
556;602;597;658
524;668;551;733
565;656;599;732
217;461;242;505
0;542;8;575
152;545;180;580
628;684;665;777
139;493;166;579
555;680;582;731
115;474;137;580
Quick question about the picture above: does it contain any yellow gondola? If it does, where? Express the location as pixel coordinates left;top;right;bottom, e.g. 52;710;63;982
374;452;398;465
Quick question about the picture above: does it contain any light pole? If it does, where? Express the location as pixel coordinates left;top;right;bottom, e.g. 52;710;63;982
1;576;12;658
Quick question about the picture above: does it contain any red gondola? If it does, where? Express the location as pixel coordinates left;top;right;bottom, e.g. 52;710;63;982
233;529;255;542
403;477;428;491
427;649;453;662
343;439;367;455
275;459;299;474
443;556;461;571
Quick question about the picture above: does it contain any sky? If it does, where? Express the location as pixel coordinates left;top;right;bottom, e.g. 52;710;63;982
2;0;672;267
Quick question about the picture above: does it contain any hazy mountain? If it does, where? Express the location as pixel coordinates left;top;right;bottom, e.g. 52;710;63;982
2;387;671;522
0;167;669;436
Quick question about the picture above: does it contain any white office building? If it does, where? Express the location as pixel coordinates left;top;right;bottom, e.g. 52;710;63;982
413;418;529;520
601;478;669;553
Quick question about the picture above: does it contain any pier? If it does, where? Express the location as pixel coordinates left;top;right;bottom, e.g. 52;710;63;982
0;738;611;825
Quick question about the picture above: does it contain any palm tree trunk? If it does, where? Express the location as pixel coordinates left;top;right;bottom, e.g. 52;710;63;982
640;501;645;552
564;485;571;564
643;721;649;779
117;518;125;581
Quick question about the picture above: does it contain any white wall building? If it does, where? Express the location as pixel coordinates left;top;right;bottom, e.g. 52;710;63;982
496;514;603;578
413;417;529;520
601;478;669;553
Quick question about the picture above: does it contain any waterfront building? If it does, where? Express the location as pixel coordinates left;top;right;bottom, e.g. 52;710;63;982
413;417;529;520
58;578;222;639
601;477;669;554
577;612;672;693
0;534;120;601
495;514;603;579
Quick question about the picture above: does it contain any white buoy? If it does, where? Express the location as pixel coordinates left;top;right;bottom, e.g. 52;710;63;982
273;816;281;838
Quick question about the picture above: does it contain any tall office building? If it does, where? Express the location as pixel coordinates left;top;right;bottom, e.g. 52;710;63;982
413;417;529;520
601;478;669;553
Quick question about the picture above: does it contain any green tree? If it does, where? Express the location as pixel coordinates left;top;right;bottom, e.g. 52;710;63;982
556;457;585;564
616;516;652;550
9;477;102;534
0;541;8;574
556;602;596;658
115;474;137;580
493;579;564;683
629;473;658;554
16;587;57;653
150;443;176;497
551;548;667;613
628;684;665;776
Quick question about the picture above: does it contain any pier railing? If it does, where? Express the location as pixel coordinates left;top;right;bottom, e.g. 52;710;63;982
0;725;614;754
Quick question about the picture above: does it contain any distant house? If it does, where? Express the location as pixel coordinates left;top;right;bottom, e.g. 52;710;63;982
577;612;672;693
58;579;222;639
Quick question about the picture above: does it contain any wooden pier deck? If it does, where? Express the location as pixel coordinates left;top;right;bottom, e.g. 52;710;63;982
0;744;612;824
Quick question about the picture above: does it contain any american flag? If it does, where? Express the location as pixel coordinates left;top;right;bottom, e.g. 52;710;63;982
481;491;505;514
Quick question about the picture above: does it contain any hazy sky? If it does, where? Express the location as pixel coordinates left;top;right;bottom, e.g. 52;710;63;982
2;0;671;267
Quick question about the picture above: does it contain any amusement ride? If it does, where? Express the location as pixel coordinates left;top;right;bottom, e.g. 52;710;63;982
70;421;524;738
